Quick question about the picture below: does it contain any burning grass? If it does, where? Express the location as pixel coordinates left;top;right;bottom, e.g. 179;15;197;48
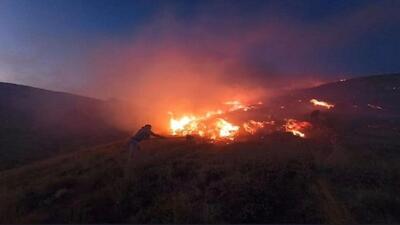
310;99;335;109
168;99;321;141
168;100;266;140
284;119;312;138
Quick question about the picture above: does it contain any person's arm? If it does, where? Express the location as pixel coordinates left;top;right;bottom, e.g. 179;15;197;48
150;131;165;138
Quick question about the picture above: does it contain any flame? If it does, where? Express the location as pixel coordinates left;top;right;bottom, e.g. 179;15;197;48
169;115;198;135
205;109;224;118
224;100;257;112
243;120;275;134
168;100;262;140
169;115;240;140
284;119;312;138
216;118;240;139
310;98;334;109
168;100;316;141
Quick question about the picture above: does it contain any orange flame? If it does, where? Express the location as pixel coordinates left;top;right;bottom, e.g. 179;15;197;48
168;100;262;140
169;100;316;141
310;98;334;109
224;100;260;112
284;119;312;138
169;115;240;140
169;115;198;135
215;118;240;140
243;120;275;134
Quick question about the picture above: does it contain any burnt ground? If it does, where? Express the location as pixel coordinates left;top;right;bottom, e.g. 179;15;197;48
1;112;399;223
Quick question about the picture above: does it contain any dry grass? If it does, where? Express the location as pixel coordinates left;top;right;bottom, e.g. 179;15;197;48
0;129;399;223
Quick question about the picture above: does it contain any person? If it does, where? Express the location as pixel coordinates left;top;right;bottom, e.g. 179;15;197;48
128;124;164;157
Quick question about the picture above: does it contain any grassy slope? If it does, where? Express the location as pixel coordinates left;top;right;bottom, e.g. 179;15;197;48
0;82;125;170
269;73;400;117
1;75;400;223
0;137;323;223
1;119;399;224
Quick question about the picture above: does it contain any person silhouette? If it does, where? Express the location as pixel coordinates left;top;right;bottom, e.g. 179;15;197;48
128;124;164;157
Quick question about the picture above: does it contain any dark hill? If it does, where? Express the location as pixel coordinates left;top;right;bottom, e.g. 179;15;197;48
265;73;400;118
295;73;400;112
0;82;125;170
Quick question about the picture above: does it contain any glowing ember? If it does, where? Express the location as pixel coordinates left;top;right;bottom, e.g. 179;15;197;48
224;100;256;112
243;120;275;134
284;119;312;138
310;98;334;109
205;110;224;118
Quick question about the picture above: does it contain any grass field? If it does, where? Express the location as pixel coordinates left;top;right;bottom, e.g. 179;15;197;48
1;118;399;224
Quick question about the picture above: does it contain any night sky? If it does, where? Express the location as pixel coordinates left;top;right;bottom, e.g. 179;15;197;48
1;0;399;99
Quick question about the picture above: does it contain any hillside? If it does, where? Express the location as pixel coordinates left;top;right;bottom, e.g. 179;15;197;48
251;73;400;121
0;136;343;223
0;82;126;170
1;118;399;223
300;73;400;111
0;74;400;223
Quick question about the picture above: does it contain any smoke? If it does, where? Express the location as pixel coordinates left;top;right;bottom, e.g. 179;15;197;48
84;14;275;131
78;1;399;132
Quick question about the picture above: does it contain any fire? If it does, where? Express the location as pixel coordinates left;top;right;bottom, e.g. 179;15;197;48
310;98;334;109
168;100;315;141
216;119;239;139
205;109;224;118
243;120;275;134
224;100;260;112
284;119;312;138
168;100;262;140
169;115;198;135
169;115;240;140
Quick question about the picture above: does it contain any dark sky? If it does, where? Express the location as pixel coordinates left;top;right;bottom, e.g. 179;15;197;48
0;0;399;99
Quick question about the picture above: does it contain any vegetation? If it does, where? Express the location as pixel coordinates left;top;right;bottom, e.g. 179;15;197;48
0;82;126;170
1;74;399;223
1;119;399;223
